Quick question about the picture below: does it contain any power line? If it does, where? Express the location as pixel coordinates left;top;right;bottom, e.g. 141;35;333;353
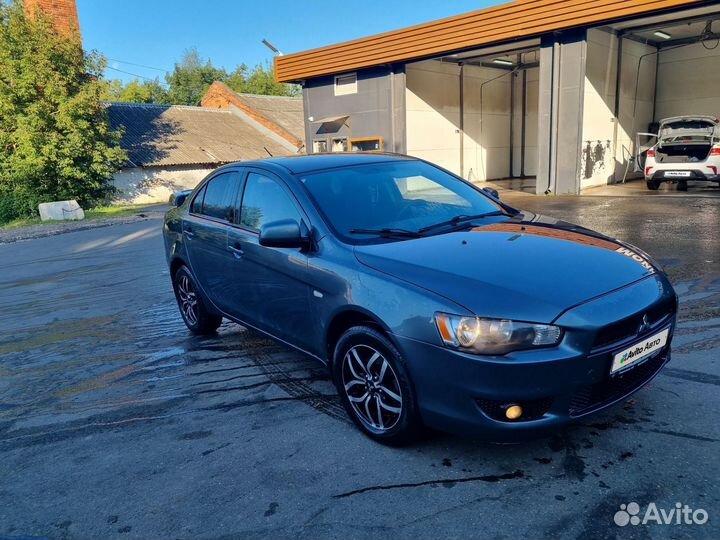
106;66;162;82
107;58;169;73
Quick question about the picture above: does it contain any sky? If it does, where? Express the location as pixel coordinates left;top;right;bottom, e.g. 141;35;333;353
76;0;501;84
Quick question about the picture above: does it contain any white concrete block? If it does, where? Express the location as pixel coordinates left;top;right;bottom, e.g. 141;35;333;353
38;200;85;222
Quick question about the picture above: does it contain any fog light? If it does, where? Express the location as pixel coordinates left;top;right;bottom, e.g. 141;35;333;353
505;404;523;420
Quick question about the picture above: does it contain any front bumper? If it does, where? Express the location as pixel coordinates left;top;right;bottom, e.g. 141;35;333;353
394;276;677;440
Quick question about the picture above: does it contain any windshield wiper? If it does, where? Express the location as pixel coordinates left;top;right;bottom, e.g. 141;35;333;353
418;211;505;234
349;228;423;238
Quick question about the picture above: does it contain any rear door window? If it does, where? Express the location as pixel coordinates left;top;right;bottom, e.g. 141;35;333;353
195;172;241;222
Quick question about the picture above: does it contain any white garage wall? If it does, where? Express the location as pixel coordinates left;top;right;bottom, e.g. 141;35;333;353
407;60;534;181
512;67;539;177
462;64;512;182
617;38;657;182
656;42;720;119
405;61;461;175
112;166;215;204
582;29;619;188
582;29;657;188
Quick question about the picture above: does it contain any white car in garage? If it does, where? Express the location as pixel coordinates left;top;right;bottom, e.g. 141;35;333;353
644;116;720;191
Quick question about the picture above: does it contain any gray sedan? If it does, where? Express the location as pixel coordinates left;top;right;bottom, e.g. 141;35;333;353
163;154;677;445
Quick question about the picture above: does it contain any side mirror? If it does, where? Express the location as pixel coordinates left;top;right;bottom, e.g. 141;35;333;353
171;190;192;207
482;187;500;200
259;219;310;249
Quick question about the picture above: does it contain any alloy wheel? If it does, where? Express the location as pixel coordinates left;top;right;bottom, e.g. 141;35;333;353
176;274;198;326
341;344;403;432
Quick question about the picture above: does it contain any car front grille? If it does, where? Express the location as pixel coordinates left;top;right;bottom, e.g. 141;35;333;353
591;295;676;351
476;397;554;422
569;351;668;417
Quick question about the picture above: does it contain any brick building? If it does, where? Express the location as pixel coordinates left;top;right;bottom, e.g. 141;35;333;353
24;0;80;38
202;82;305;152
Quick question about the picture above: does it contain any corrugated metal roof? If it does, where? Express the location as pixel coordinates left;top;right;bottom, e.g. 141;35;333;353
201;82;305;149
232;93;305;144
275;0;701;82
106;103;292;167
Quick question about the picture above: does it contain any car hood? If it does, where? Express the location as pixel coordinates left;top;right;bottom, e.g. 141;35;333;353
353;213;657;323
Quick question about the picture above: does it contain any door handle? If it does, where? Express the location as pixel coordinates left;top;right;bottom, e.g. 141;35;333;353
229;244;244;259
184;228;195;239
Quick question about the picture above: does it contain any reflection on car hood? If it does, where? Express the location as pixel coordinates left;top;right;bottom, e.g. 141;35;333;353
354;213;657;323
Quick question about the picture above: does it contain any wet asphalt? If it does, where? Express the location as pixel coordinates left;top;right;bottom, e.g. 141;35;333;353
0;190;718;540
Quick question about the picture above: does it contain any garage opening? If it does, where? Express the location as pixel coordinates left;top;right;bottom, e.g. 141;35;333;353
404;41;541;193
584;5;720;190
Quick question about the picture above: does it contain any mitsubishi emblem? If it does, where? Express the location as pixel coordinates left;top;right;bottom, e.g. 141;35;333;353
638;313;650;335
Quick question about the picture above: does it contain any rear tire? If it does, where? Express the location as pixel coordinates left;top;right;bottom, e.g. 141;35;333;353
172;266;222;335
332;326;423;445
646;179;660;190
677;181;688;192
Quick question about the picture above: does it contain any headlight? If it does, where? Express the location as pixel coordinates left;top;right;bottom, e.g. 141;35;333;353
434;313;562;355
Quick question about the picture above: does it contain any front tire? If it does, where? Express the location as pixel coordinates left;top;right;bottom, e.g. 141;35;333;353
333;326;422;445
172;266;222;334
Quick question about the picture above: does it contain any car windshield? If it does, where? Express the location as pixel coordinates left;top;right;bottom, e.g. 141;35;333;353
299;160;502;241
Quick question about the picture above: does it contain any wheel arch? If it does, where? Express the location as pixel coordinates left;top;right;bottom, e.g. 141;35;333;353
169;256;187;280
325;307;394;368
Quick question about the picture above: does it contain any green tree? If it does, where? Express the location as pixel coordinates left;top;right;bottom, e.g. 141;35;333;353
118;80;152;103
164;51;300;104
0;1;127;223
165;48;227;105
118;79;168;104
99;78;124;101
241;62;300;97
225;63;249;94
140;79;169;104
100;78;169;104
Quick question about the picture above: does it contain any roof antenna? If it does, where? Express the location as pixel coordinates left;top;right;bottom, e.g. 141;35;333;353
264;147;274;157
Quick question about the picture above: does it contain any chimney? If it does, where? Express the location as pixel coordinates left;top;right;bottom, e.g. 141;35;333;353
24;0;80;39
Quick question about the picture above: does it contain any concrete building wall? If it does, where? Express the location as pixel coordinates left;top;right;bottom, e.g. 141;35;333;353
462;64;513;182
655;42;720;119
536;31;588;195
579;30;658;188
405;61;461;174
299;19;717;194
302;66;405;154
405;60;535;182
616;39;657;183
511;66;539;178
578;34;720;188
581;29;618;188
112;166;215;204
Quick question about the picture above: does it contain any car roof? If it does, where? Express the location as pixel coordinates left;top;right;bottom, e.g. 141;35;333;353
226;152;418;175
